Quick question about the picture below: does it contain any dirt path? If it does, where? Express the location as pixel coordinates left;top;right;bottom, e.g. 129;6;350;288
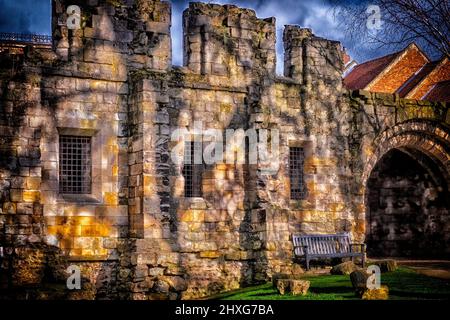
394;259;450;280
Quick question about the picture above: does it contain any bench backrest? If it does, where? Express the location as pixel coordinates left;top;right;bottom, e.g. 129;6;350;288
292;233;351;256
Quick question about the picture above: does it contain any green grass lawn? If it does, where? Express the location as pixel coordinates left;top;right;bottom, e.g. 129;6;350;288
215;267;450;300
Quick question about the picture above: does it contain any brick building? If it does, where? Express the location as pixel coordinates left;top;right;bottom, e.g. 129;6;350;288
344;43;450;102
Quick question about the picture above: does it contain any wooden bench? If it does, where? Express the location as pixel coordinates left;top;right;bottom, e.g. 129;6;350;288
292;233;366;270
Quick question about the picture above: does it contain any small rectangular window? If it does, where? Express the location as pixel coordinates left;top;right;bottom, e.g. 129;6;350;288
289;147;306;200
183;141;203;197
59;135;92;194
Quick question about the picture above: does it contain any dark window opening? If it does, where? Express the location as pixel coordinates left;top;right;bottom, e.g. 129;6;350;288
59;135;92;194
289;147;306;200
183;141;203;197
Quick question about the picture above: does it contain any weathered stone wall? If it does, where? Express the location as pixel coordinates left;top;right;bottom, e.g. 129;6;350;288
0;0;449;300
366;149;450;257
347;90;450;259
1;0;172;298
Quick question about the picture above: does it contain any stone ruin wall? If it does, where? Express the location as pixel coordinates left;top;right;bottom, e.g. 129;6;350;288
0;0;448;299
348;90;450;259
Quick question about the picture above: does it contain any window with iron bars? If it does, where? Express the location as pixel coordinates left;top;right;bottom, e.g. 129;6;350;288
289;147;306;200
183;141;203;197
59;135;92;194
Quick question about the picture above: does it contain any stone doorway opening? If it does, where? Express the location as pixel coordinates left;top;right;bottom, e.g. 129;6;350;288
365;148;450;258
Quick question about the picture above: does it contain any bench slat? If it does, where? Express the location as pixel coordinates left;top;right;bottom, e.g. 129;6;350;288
318;237;323;254
314;237;318;254
321;238;328;254
325;238;333;254
314;238;319;254
323;237;328;254
320;237;328;254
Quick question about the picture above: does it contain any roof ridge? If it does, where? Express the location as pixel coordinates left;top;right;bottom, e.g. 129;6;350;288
353;50;401;68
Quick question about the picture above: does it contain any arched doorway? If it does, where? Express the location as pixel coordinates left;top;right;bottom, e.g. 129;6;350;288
365;147;450;258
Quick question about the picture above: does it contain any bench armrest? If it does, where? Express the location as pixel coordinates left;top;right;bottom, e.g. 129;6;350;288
350;243;366;253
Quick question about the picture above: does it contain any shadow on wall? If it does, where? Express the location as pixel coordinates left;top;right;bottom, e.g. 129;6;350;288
366;148;450;258
0;0;141;299
3;0;449;300
0;0;354;299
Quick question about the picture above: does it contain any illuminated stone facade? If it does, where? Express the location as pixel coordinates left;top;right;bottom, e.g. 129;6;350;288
0;1;448;299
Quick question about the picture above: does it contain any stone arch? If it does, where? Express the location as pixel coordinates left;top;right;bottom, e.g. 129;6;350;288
362;119;450;258
362;119;450;189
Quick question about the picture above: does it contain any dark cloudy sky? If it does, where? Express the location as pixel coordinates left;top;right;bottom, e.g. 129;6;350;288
0;0;390;74
0;0;51;35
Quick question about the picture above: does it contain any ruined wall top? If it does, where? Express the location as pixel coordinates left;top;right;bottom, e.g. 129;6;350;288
1;0;343;85
182;2;276;80
283;24;344;83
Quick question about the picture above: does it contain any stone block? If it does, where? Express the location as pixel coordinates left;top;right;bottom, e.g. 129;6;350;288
330;261;359;275
137;253;157;265
153;279;170;294
146;21;170;34
92;15;116;41
224;251;241;260
104;192;118;205
10;189;23;202
350;269;369;291
162;276;187;292
2;202;16;214
212;63;228;75
155;111;170;124
199;251;221;258
361;285;389;300
23;191;40;202
26;177;41;190
17;203;34;215
292;264;304;275
148;267;165;277
103;238;118;249
275;279;310;295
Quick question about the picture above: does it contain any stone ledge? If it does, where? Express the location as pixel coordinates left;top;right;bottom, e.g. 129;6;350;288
67;255;117;262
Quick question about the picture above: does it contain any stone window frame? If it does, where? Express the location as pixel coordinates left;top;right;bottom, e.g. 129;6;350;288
288;140;313;208
56;127;102;203
175;133;208;210
58;134;92;195
183;140;204;198
289;146;306;200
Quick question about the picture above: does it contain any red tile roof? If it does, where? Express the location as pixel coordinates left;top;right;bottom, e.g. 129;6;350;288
343;51;400;90
396;61;439;97
423;80;450;102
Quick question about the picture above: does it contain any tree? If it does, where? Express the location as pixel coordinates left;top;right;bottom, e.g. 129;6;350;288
332;0;449;59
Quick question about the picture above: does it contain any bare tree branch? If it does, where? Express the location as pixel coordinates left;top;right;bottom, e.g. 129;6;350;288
331;0;449;60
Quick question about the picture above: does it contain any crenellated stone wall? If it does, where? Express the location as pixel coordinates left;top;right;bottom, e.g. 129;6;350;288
0;0;448;300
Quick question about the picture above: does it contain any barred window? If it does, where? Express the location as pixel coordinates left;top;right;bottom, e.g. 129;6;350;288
183;141;203;197
59;135;92;194
289;147;306;200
